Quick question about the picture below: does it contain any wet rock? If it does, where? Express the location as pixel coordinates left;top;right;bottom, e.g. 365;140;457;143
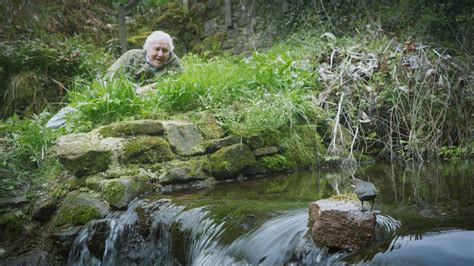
101;175;151;209
86;220;110;260
206;135;240;153
0;195;29;209
252;146;279;157
309;199;375;251
121;136;175;164
31;195;59;222
51;226;82;257
54;192;109;226
0;248;5;257
163;120;205;156
0;250;51;265
209;143;256;179
54;133;111;177
158;157;210;184
95;119;165;138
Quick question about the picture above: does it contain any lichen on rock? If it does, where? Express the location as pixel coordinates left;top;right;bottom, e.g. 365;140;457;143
163;120;206;156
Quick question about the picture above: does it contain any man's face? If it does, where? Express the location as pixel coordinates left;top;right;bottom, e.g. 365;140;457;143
147;41;171;68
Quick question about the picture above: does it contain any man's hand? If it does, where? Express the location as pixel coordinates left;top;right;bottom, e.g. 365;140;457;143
135;82;158;96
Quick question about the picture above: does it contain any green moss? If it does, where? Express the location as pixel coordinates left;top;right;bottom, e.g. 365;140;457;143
255;154;294;174
55;205;102;226
101;176;151;209
121;136;175;164
210;144;256;179
85;175;104;191
95;120;164;138
0;212;27;239
101;180;127;207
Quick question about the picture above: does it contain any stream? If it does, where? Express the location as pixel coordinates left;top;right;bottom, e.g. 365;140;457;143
67;160;474;265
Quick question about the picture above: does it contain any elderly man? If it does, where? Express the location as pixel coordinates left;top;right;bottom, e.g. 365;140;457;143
46;31;181;128
107;30;182;82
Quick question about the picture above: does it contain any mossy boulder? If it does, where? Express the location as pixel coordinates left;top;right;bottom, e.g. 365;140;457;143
121;136;175;164
158;157;211;184
209;143;256;179
54;133;112;177
101;175;151;209
163;120;206;156
95;120;165;138
54;192;109;226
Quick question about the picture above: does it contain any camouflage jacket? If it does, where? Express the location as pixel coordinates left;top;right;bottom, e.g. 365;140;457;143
106;49;183;84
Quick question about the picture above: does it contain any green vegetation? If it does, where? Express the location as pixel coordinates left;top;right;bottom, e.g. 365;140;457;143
0;0;472;207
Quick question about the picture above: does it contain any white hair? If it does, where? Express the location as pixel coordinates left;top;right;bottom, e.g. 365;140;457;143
143;31;174;52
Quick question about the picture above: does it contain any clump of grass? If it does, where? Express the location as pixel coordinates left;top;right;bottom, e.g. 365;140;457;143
67;77;142;132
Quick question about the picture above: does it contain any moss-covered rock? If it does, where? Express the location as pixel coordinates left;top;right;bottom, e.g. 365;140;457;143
158;157;211;184
85;175;105;191
206;135;240;153
54;192;109;226
101;175;151;209
54;133;112;177
163;120;206;156
121;136;175;164
209;143;256;179
187;111;225;139
254;154;294;174
95;120;165;138
0;211;27;240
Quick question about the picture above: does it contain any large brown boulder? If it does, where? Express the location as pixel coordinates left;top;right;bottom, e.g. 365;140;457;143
309;199;375;251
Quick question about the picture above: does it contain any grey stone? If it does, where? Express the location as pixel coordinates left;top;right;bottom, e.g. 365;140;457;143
207;136;240;153
51;226;82;256
158;157;210;184
203;18;218;37
252;146;279;157
86;220;110;260
101;175;151;209
94;119;165;138
309;199;376;251
0;196;29;209
54;133;111;177
227;29;242;39
222;39;235;49
0;250;50;265
163;120;205;156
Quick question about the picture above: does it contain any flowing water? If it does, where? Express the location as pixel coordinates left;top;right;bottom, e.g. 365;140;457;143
68;160;474;265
